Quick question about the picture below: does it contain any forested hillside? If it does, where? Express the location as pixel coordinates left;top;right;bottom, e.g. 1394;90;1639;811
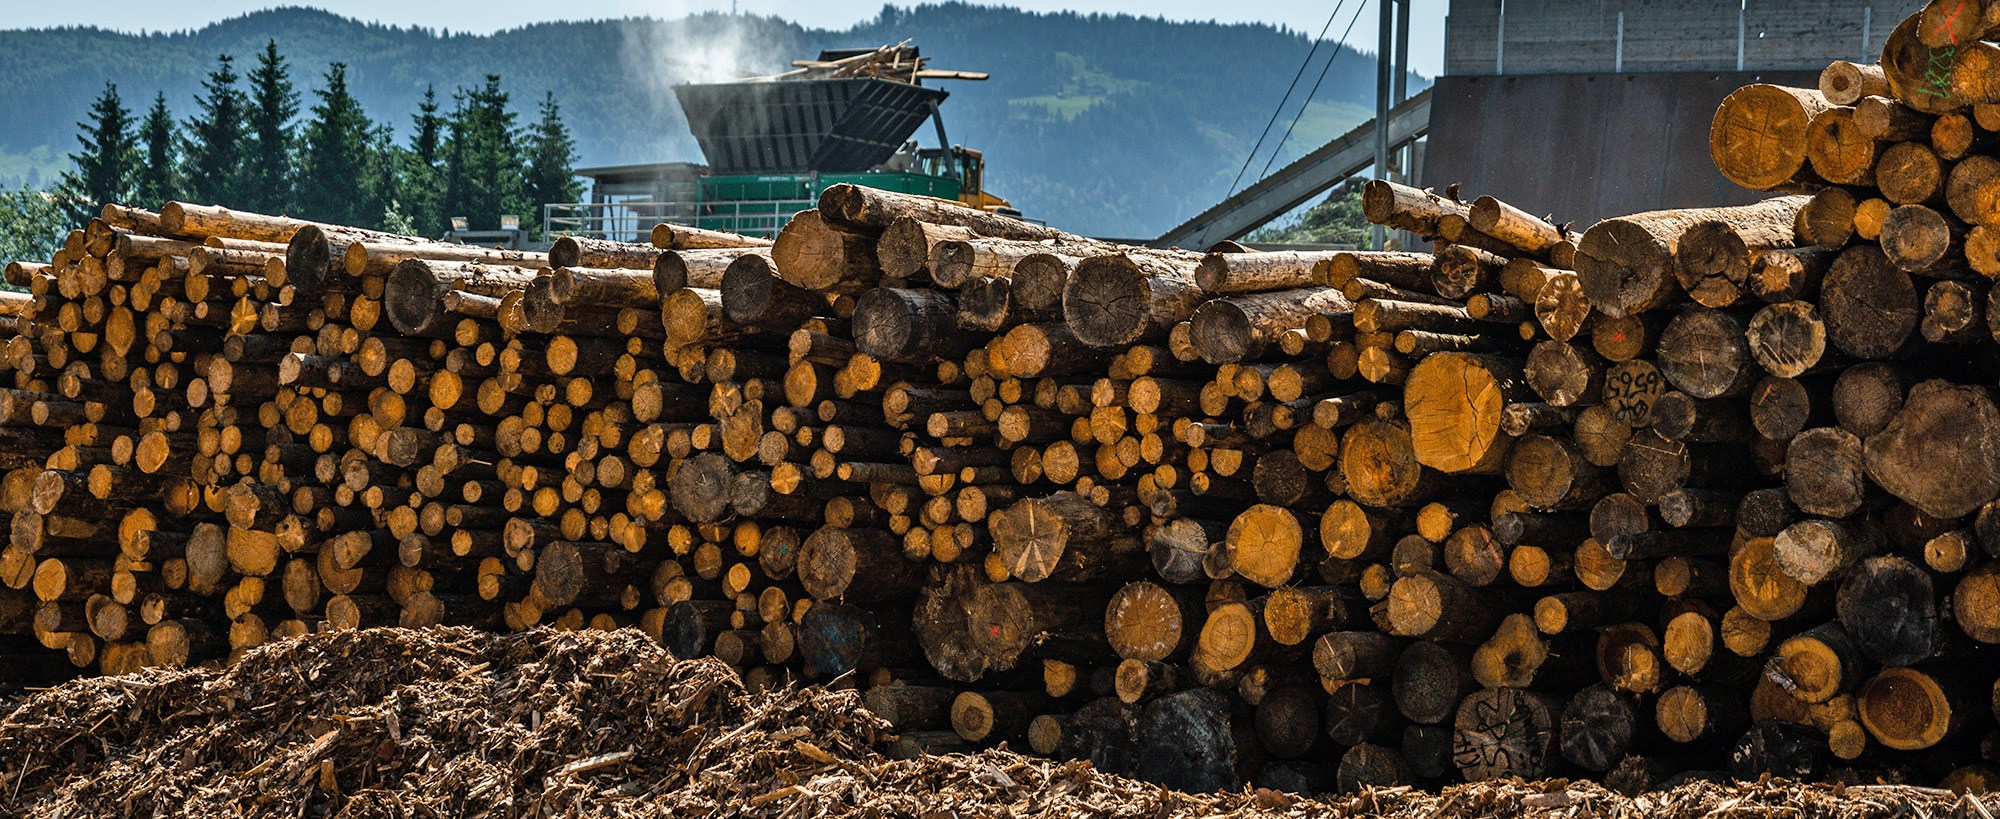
0;5;1424;236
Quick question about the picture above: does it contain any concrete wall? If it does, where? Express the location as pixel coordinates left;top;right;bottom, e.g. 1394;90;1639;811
1444;1;1921;76
1421;70;1818;226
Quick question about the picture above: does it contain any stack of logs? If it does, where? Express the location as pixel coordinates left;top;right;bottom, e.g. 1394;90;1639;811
12;3;2000;794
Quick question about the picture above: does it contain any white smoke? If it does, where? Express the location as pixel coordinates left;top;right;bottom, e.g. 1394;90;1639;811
602;3;798;170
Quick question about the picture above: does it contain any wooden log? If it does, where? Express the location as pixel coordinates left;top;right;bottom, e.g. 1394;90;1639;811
1403;352;1527;474
1882;13;2000;114
876;217;973;280
1656;308;1758;399
1104;580;1200;662
651;222;773;250
384;258;542;336
798;526;924;602
1188;287;1351;364
1253;685;1321;759
1194;251;1341;294
1468;195;1567;258
853;287;963;362
1134;688;1259;792
1385;568;1496;643
548;236;659;270
1223;504;1310;589
1881;203;1967;272
1656;684;1749;745
1857;666;1968;751
1340;417;1445;508
1673;211;1802;308
1362;180;1469;239
991;491;1135;583
1709;85;1834;190
343;240;547;278
1576;196;1809;317
1775;518;1882;586
967;581;1110;670
1864;380;2000;519
818;183;1073;240
1837;555;1942;667
1561;684;1643;772
771;209;883;292
796;601;916;678
1452;688;1563;781
1821;245;1919;359
1784;427;1870;518
1063;253;1205;348
1805;107;1882;187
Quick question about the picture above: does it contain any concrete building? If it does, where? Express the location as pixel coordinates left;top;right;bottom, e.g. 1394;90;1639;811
1424;1;1918;224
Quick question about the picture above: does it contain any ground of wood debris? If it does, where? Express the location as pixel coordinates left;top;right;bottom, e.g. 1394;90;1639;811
0;627;1985;818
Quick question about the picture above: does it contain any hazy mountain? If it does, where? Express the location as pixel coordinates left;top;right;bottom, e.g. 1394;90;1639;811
0;4;1425;236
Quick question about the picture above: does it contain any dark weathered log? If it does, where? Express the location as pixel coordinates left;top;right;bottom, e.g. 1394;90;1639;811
1063;253;1205;348
1656;308;1757;398
1673;211;1801;308
1576;196;1809;317
1189;287;1352;364
385;258;542;336
1452;688;1564;781
1135;688;1260;791
1821;244;1919;360
1864;380;2000;519
1836;555;1941;667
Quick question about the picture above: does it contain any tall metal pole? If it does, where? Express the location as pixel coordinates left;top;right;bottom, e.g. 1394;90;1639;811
1394;0;1411;104
1372;0;1394;250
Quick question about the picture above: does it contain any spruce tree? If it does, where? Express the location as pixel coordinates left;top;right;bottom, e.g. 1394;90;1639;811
411;85;444;168
441;75;525;231
364;123;404;232
56;82;139;224
241;40;299;215
401;85;447;236
294;63;376;228
522;91;581;237
181;54;246;206
134;93;181;210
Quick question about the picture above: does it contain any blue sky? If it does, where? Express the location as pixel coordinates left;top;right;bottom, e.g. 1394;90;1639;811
3;1;1448;76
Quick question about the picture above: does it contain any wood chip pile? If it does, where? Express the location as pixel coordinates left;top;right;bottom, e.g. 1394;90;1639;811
0;625;1984;817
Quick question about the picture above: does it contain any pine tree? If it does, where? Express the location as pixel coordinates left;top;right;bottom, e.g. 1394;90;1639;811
400;85;447;236
441;75;526;231
134;93;181;209
56;82;139;224
294;63;377;228
241;40;299;215
181;54;246;206
522;90;582;237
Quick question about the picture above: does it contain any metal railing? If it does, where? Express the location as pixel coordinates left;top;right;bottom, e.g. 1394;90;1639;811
543;199;817;242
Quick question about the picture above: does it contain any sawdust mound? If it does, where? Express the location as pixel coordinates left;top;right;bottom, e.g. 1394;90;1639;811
0;627;1979;818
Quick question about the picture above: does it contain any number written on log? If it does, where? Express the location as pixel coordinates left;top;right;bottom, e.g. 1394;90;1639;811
1603;360;1665;427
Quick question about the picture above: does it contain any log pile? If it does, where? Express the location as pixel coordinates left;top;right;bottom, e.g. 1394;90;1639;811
12;4;2000;794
